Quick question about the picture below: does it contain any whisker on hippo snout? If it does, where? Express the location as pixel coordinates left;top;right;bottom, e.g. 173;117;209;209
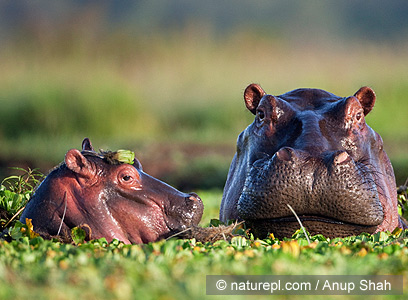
57;192;67;237
256;151;272;160
286;204;311;245
354;157;388;198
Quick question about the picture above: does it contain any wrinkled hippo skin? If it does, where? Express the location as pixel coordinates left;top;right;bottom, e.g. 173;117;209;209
220;84;407;238
20;138;203;244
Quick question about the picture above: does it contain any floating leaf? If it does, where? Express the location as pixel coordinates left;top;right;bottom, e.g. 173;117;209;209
373;231;389;243
8;221;25;239
209;219;223;227
392;227;403;237
25;218;39;239
71;226;87;245
280;240;301;257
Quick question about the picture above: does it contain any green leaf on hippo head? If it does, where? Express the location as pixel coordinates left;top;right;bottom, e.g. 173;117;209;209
116;150;135;165
71;226;87;245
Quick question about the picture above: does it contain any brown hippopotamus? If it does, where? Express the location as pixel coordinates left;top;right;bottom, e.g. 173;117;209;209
20;138;203;244
220;84;407;238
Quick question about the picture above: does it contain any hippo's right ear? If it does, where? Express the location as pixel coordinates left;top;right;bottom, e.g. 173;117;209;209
244;84;266;114
82;138;95;151
65;149;94;178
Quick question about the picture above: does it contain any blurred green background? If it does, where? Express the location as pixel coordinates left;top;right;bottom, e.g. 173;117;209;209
0;1;407;189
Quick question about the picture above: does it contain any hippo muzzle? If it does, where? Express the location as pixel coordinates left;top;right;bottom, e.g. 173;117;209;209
238;147;384;238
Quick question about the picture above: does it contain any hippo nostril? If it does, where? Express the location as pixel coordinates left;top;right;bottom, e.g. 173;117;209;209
276;147;293;162
188;192;201;202
334;151;350;165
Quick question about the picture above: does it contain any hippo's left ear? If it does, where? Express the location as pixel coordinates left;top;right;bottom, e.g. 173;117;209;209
354;86;376;116
65;149;95;179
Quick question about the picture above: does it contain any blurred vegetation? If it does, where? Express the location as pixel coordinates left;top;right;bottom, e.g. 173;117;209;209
0;1;407;189
2;226;408;300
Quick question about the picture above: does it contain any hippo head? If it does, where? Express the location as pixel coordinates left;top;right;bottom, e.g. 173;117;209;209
20;138;204;244
220;84;406;238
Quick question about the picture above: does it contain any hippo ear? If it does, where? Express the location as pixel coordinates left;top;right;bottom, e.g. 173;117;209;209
82;138;95;151
244;84;266;115
65;149;94;178
354;86;376;116
133;158;143;171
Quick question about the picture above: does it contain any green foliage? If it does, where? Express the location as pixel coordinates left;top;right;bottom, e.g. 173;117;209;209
1;226;408;300
8;219;40;240
71;227;87;245
0;185;28;216
0;168;43;230
0;171;408;299
397;183;408;220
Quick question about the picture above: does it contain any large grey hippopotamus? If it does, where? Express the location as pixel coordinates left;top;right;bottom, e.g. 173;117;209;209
220;84;407;238
20;138;203;244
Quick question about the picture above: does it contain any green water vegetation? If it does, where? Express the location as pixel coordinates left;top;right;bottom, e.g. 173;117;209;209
1;227;408;300
0;168;43;230
0;169;408;300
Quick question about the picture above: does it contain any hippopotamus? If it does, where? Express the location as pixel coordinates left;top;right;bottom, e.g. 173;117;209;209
220;84;407;238
20;138;203;244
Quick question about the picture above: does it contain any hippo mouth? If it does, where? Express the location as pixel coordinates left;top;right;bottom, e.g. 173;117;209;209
255;214;358;225
244;215;379;239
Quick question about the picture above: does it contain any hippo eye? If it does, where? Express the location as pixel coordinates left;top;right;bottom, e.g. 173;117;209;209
118;167;141;190
122;175;132;182
257;109;265;121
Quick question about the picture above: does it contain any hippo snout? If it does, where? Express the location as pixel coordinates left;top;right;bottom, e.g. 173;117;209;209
165;192;204;231
237;147;384;238
186;192;204;225
188;192;201;202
